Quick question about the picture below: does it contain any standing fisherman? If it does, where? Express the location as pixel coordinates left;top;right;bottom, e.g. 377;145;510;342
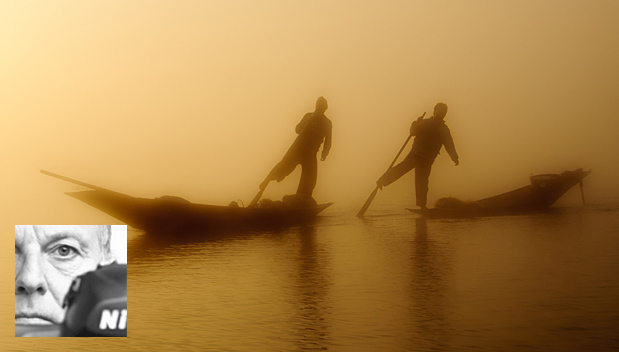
257;96;332;199
377;102;459;209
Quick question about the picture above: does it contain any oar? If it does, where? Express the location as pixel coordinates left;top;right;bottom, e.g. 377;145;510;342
356;112;425;217
249;188;265;208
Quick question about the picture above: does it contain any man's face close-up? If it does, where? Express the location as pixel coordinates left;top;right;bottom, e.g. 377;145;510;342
15;225;106;325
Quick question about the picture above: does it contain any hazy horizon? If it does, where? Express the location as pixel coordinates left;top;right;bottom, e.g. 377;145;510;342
3;1;619;347
3;1;619;217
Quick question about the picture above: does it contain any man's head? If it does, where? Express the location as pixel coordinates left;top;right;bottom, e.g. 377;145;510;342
15;225;113;325
433;102;448;121
315;96;328;114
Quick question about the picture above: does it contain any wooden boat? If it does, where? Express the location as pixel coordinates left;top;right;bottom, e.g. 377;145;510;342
408;168;591;219
41;170;332;233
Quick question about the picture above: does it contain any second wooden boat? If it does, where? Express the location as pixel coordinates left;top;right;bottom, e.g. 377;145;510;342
408;168;591;219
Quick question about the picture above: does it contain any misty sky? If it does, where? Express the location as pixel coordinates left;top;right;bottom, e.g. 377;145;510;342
2;1;619;225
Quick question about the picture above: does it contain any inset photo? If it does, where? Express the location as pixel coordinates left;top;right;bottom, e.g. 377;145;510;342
15;225;127;337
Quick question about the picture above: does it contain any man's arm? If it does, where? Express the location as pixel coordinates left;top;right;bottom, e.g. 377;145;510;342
442;126;459;166
321;119;332;161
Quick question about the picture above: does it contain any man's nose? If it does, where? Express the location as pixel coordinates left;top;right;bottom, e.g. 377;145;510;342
15;253;48;295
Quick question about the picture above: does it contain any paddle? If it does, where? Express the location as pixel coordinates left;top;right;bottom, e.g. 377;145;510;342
249;188;265;208
356;112;425;217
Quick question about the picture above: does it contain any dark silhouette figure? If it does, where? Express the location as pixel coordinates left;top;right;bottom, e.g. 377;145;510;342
377;103;459;209
259;97;332;196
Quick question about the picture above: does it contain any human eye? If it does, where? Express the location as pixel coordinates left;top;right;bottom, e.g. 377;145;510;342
50;244;80;260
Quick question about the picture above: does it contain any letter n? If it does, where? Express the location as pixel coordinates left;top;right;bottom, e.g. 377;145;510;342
99;309;119;330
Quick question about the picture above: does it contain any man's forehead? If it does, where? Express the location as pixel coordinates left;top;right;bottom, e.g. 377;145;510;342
16;225;102;242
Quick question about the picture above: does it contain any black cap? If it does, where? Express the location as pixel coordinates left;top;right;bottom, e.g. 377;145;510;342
61;262;127;337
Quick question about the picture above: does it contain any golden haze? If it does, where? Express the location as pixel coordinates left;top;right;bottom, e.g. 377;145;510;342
2;1;619;347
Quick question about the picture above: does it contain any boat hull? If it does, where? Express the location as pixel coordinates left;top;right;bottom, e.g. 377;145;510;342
408;169;591;219
66;190;332;233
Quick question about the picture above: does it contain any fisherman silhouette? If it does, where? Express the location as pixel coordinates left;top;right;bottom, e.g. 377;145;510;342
377;102;459;209
258;96;332;198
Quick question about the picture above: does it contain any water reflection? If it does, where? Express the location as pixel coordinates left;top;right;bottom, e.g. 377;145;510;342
409;217;453;349
127;227;284;265
125;224;333;350
289;225;331;351
92;204;619;350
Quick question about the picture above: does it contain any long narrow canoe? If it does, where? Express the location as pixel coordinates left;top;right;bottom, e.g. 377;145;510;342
408;168;591;219
42;170;332;233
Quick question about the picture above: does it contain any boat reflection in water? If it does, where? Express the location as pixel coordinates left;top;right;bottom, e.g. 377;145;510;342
125;221;334;351
119;199;619;351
